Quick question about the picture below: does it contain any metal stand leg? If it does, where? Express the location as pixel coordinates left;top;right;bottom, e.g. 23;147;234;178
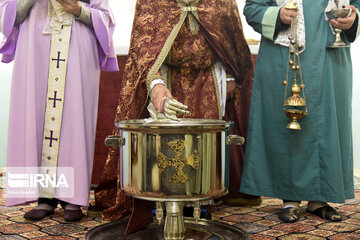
193;201;201;224
155;201;164;225
164;202;185;240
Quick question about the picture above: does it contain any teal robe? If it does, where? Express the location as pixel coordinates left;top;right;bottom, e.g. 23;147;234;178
240;0;360;203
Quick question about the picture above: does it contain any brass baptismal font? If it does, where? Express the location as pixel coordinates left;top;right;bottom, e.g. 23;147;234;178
87;117;248;240
282;0;307;130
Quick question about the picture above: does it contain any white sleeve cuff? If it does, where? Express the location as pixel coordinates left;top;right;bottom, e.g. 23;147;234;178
226;77;235;81
149;79;166;96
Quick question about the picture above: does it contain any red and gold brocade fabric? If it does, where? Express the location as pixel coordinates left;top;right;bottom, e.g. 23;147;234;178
168;16;215;70
169;16;220;119
92;0;254;221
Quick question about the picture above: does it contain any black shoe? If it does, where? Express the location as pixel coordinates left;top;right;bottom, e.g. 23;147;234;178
24;209;54;221
307;205;342;222
278;207;300;223
63;209;84;222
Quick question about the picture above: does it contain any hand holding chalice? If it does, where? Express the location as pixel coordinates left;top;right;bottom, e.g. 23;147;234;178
326;2;356;48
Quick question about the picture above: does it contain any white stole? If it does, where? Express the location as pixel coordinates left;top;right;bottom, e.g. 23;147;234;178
40;1;73;197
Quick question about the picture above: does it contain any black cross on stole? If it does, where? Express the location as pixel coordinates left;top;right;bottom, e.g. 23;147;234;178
52;51;65;69
45;130;58;148
48;91;62;108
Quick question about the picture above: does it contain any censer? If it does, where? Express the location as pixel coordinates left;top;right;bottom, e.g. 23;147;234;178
283;0;308;130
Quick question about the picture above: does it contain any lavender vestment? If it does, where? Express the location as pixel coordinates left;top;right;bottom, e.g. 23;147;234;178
0;0;118;207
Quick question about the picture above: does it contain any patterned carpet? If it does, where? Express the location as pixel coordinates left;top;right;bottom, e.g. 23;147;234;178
0;189;360;239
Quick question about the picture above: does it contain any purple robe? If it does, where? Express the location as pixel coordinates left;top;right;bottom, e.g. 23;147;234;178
0;0;118;207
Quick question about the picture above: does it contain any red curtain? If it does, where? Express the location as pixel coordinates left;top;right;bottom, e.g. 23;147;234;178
91;56;127;184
